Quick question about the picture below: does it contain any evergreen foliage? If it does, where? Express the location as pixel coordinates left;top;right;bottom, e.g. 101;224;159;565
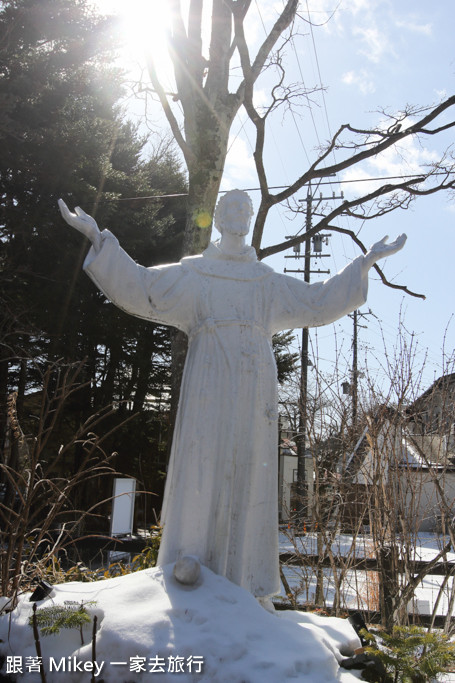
29;600;96;645
272;330;299;385
0;0;299;533
0;0;186;391
0;0;187;521
362;625;455;682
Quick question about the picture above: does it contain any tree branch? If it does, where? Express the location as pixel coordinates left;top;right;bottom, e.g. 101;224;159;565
168;0;192;100
326;225;426;300
205;0;233;97
280;96;455;203
234;0;298;99
252;96;455;256
146;54;194;167
257;174;427;258
260;220;425;299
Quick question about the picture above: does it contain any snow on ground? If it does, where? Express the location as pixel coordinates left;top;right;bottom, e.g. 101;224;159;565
278;531;455;618
279;531;455;563
0;563;363;683
3;531;452;681
280;563;455;619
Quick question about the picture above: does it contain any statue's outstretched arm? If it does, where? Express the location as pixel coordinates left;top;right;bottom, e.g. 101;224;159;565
58;199;102;252
362;233;407;274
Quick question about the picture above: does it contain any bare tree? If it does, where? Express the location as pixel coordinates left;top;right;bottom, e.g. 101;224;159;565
0;361;120;605
144;2;455;448
147;2;455;302
279;329;455;629
147;0;297;255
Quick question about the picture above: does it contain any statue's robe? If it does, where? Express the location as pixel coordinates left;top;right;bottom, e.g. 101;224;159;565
85;233;368;597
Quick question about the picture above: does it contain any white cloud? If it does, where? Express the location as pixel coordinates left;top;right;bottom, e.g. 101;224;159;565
341;167;385;197
345;0;376;15
342;70;376;95
395;19;432;36
353;25;394;63
370;137;439;176
341;121;440;197
303;0;382;36
224;135;256;188
307;0;374;21
252;88;270;110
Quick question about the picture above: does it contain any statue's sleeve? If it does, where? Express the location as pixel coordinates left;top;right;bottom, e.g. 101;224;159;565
83;230;195;333
270;255;368;333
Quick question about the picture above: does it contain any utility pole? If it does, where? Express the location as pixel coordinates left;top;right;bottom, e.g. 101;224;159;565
352;309;358;426
284;186;343;528
348;309;374;430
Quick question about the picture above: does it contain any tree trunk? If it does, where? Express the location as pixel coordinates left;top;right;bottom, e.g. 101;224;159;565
0;352;8;464
182;98;235;256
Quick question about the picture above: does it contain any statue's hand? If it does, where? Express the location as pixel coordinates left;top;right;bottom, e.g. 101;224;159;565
363;233;407;271
58;199;101;251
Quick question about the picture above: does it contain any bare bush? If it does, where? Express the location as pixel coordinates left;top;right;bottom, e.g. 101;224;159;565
279;324;455;629
0;360;118;605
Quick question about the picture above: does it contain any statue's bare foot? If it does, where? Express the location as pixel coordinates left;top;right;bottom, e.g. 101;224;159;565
173;556;201;585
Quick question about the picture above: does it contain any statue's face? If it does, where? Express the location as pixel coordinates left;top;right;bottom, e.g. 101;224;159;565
217;192;252;236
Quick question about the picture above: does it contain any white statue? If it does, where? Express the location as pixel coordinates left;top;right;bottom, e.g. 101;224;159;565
58;190;406;602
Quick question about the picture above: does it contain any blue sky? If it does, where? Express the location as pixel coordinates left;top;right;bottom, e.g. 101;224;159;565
223;0;455;400
223;0;455;398
95;0;455;399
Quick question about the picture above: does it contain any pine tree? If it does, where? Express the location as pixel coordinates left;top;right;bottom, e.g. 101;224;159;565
0;0;187;522
30;600;96;645
363;625;455;682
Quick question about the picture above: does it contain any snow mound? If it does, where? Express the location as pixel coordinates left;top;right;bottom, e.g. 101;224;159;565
0;564;362;682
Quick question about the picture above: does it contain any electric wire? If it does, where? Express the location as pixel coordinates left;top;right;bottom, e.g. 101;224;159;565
98;173;432;202
289;35;322;152
305;0;332;142
249;2;295;178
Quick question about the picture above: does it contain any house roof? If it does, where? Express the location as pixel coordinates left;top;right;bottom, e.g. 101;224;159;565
401;432;455;470
280;438;297;456
406;372;455;416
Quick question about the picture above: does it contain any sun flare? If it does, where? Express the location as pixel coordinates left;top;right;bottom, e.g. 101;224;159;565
91;0;174;85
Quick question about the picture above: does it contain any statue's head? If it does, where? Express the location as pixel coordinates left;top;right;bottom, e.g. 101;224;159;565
214;190;254;237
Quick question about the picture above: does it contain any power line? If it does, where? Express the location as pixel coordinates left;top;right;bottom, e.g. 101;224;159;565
98;172;439;203
226;114;253;156
232;172;435;192
301;1;362;267
251;0;294;184
289;35;322;151
97;193;187;203
305;0;332;141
